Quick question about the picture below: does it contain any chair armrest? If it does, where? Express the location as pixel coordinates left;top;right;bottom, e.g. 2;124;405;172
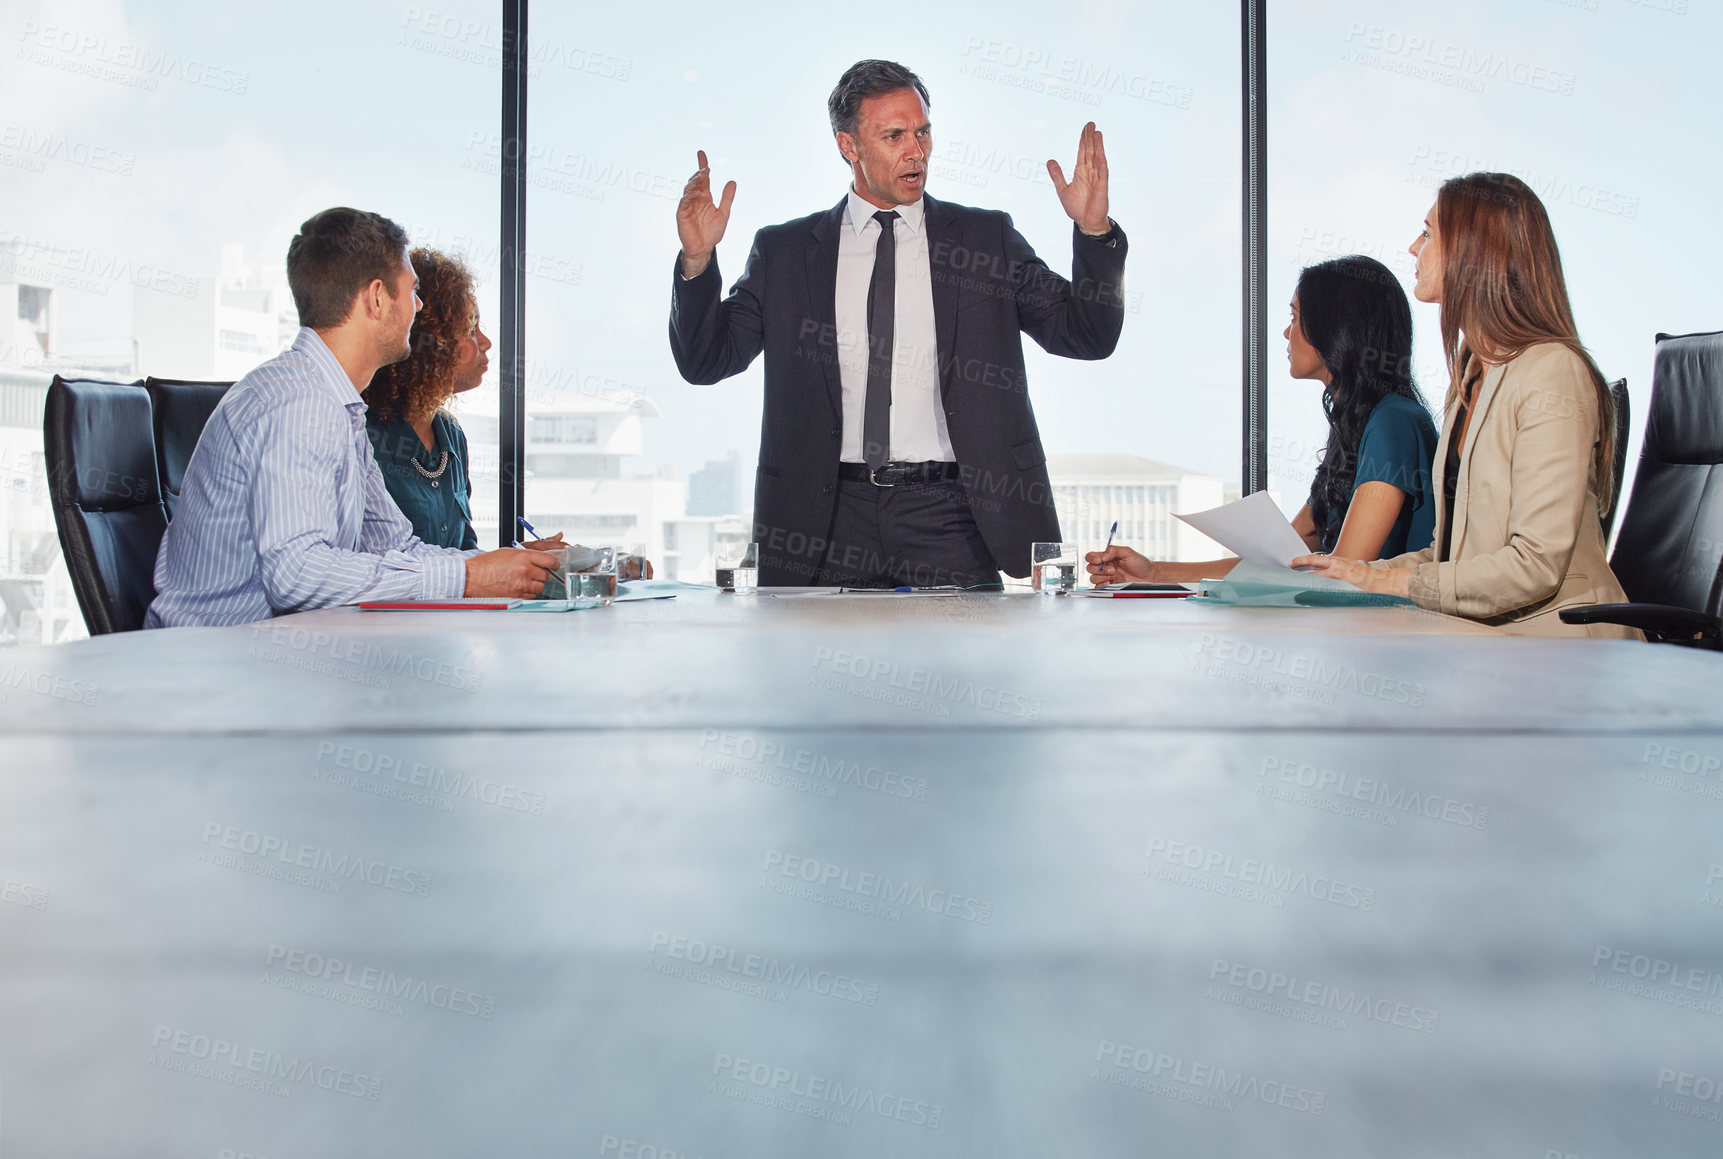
1559;602;1722;647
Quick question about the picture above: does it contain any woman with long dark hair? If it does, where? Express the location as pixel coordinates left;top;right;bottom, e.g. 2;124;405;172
1088;255;1438;583
1294;173;1637;638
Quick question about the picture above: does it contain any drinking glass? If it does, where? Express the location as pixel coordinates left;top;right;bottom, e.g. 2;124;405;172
715;542;760;593
1031;541;1078;595
567;545;617;606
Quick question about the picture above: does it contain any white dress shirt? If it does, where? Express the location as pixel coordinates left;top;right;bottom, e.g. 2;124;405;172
146;328;476;628
835;189;955;463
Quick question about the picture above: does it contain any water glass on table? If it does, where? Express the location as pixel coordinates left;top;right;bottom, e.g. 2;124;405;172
715;541;760;593
1031;541;1078;595
565;545;618;606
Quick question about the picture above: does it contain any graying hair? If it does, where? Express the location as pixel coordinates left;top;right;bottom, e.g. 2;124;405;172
827;59;931;139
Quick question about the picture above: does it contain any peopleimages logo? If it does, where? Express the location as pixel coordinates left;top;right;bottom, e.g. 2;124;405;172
1094;1040;1326;1116
148;1025;381;1099
761;849;993;924
0;663;99;707
811;646;1041;720
697;731;929;801
1654;1067;1723;1124
1193;634;1425;707
1591;944;1723;999
200;822;432;896
710;1051;943;1129
248;622;482;692
647;931;880;1006
265;944;496;1019
1208;958;1440;1033
1258;756;1489;829
1144;836;1377;910
315;742;547;815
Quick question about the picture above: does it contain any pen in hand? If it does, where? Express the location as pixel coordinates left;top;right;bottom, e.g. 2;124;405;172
516;516;540;539
1099;520;1118;581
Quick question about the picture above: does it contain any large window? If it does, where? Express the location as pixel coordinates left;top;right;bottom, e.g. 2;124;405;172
22;5;1712;636
1266;0;1722;535
523;1;1241;580
0;0;498;647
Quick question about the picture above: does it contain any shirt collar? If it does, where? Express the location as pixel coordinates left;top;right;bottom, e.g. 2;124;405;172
843;188;924;237
292;327;369;419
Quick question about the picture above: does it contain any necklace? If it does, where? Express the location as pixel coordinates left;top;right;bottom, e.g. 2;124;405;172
410;451;450;481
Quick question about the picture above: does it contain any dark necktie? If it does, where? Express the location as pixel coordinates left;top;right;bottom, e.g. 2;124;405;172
863;209;899;469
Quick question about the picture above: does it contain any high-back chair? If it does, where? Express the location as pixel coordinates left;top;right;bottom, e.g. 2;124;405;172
1562;330;1723;646
43;377;167;634
143;377;232;518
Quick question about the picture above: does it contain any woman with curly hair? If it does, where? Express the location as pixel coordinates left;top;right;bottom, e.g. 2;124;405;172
364;247;520;551
367;247;653;581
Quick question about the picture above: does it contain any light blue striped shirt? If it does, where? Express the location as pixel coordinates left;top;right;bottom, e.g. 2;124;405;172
145;328;474;628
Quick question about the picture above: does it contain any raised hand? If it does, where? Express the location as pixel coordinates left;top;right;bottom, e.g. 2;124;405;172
676;149;736;278
1047;122;1110;235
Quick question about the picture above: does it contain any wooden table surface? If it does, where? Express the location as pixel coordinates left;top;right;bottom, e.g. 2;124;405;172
1;590;1719;1156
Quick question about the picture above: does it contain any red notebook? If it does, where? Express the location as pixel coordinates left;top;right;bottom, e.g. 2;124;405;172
358;598;522;611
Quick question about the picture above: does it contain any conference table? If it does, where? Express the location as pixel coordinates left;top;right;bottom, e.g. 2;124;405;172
2;587;1721;1157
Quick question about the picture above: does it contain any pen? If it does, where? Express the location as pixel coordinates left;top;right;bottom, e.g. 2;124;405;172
1100;520;1118;580
516;515;540;539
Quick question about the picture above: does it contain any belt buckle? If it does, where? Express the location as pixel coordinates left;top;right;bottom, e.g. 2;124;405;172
868;466;898;488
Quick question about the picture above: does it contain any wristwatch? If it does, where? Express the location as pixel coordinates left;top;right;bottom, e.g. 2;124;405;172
1079;217;1119;245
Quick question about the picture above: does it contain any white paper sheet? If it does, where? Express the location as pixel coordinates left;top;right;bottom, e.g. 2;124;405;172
1173;491;1311;567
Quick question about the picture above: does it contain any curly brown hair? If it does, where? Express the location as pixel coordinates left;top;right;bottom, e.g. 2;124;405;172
365;247;478;424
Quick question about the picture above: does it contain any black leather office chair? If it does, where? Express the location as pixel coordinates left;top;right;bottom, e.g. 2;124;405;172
143;377;232;518
1562;330;1723;646
44;376;167;635
1600;377;1629;541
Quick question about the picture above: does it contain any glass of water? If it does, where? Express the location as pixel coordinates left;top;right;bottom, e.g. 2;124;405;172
715;541;760;593
1031;541;1078;595
567;545;618;606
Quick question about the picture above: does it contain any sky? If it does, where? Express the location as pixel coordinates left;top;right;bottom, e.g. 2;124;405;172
2;0;1718;517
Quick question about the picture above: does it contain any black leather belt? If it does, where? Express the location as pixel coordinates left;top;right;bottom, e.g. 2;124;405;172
837;461;962;487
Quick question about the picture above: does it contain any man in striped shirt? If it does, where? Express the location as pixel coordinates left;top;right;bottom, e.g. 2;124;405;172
146;208;556;628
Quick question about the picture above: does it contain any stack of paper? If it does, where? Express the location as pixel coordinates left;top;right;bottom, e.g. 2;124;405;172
1190;561;1413;608
1173;490;1312;568
1169;494;1412;607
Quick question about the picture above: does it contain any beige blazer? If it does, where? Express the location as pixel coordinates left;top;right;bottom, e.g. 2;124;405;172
1372;342;1639;639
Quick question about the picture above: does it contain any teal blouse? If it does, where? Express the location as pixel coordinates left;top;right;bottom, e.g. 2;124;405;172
364;411;478;550
1313;393;1439;558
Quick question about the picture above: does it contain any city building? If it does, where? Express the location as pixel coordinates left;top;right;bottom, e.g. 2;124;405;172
1045;453;1231;568
686;450;741;518
0;278;132;646
521;392;722;581
131;244;293;381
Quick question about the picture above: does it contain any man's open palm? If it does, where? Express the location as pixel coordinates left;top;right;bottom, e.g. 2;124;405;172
1048;122;1110;235
676;149;736;277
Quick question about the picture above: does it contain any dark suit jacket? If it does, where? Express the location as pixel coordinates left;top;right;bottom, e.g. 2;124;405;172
668;193;1128;583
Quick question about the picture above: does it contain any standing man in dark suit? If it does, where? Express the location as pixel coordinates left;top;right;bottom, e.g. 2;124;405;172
669;59;1127;587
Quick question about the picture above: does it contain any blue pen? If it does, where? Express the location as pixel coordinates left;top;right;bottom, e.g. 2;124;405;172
516;515;540;539
1100;520;1119;582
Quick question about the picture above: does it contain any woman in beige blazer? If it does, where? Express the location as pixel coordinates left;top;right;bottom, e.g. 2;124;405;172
1295;172;1638;639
